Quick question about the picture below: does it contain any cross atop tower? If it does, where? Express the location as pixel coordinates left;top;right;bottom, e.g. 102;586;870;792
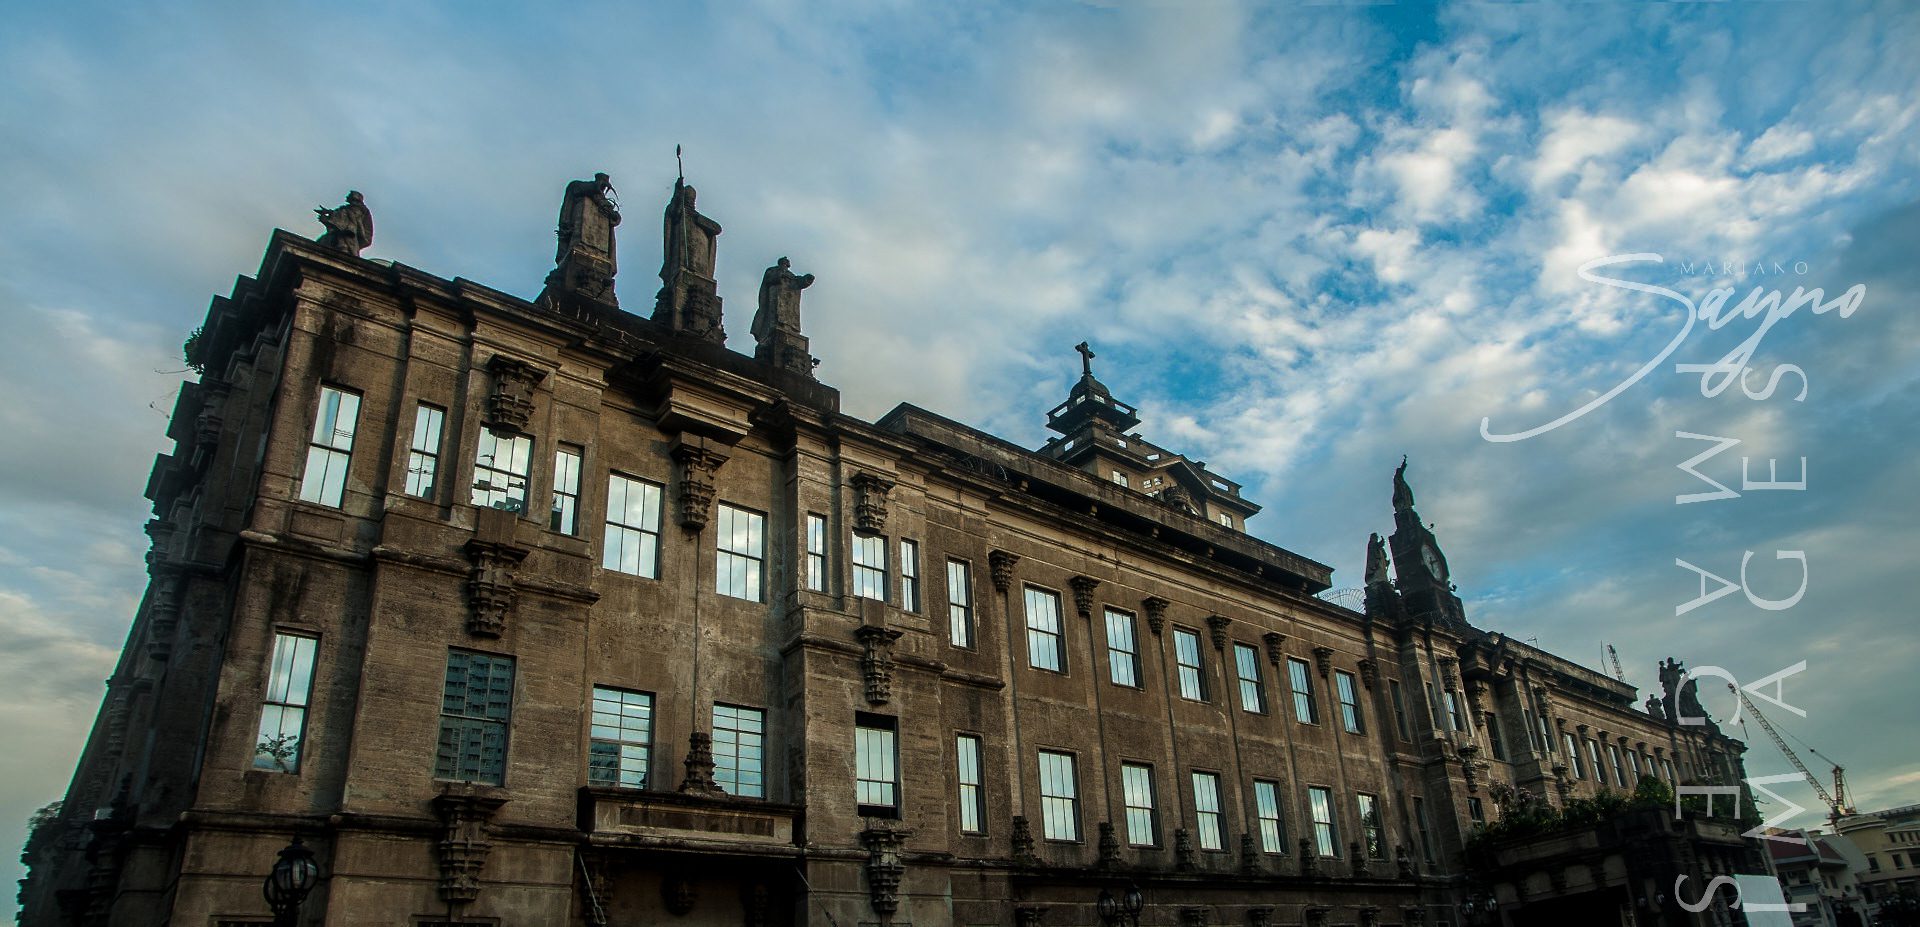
1074;341;1096;377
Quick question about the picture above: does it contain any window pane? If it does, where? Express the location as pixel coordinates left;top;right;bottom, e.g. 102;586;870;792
603;474;662;578
715;504;765;601
805;514;827;592
405;403;444;498
852;534;888;601
957;735;984;834
1193;772;1223;851
588;686;652;789
1289;658;1317;724
1038;750;1078;841
856;724;898;810
550;446;582;534
713;704;765;797
1175;629;1205;701
1255;780;1286;853
1337;671;1364;734
299;388;359;507
1309;786;1336;857
1358;793;1384;859
1025;587;1063;672
1235;643;1264;712
436;650;514;785
1105;609;1139;687
947;560;973;647
255;631;318;772
899;539;920;612
1122;764;1156;846
471;430;532;513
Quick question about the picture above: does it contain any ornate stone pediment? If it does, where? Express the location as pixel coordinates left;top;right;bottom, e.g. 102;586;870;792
483;355;546;433
856;624;905;705
670;438;729;531
432;784;507;906
862;822;912;926
463;538;529;638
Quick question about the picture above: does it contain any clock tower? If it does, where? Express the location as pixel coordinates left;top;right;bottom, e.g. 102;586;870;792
1386;458;1468;627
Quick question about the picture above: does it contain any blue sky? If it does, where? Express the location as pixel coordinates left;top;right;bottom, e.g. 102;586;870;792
2;0;1916;901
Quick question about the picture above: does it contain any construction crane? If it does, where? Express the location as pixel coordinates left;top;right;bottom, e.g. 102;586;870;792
1727;683;1853;823
1606;644;1625;682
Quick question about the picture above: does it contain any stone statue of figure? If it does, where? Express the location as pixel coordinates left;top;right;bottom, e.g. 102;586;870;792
315;191;373;255
1365;533;1390;585
556;173;620;270
1677;675;1720;733
1392;456;1415;512
752;257;813;342
661;178;718;282
1646;693;1667;722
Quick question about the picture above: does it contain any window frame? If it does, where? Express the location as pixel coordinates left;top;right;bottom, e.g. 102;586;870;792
403;402;445;499
1192;770;1226;852
470;428;534;514
1173;627;1207;701
855;714;900;818
550;444;582;535
711;703;767;798
1288;657;1319;724
1105;608;1142;688
253;632;319;773
1037;749;1081;842
1415;795;1435;864
435;649;516;786
1565;732;1586;778
1254;779;1287;854
1608;743;1627;786
602;472;664;579
1308;785;1338;858
1233;642;1266;713
588;685;654;790
1335;669;1365;734
298;384;361;508
956;733;986;835
1024;585;1066;673
1357;792;1386;860
1390;680;1411;741
1487;712;1508;760
947;559;975;648
804;513;828;592
899;538;921;612
714;503;766;602
1121;762;1158;847
852;532;888;601
1587;739;1607;786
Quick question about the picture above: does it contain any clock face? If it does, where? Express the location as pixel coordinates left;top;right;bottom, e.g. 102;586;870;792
1421;544;1446;579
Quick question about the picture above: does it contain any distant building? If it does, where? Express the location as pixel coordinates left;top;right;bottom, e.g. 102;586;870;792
1834;805;1920;915
1768;829;1865;927
21;173;1760;927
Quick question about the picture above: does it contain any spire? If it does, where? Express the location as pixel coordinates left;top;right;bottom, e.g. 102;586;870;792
1046;341;1139;436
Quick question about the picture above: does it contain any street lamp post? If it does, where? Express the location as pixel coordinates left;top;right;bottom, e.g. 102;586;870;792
262;834;320;927
1097;882;1145;927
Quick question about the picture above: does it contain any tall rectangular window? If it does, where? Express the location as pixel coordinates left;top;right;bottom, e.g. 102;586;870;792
714;504;765;601
855;716;899;816
1565;732;1586;778
852;533;888;601
1415;796;1435;864
253;632;318;772
956;734;985;834
1106;609;1141;688
550;445;582;534
1254;780;1286;853
804;513;827;592
1588;740;1606;785
588;686;652;789
1357;793;1385;859
1537;712;1554;753
404;402;444;498
1468;796;1486;827
1487;713;1508;760
1110;470;1129;487
471;429;533;513
603;473;663;578
1524;709;1540;751
1038;750;1080;841
1288;657;1318;724
1234;643;1266;713
436;650;515;785
947;559;974;647
1193;771;1225;851
1391;681;1411;740
712;704;765;798
1025;586;1065;672
299;385;360;507
1444;690;1464;731
1608;744;1627;786
1174;628;1207;701
1335;670;1365;734
1627;749;1643;782
1308;786;1337;857
899;539;921;612
1122;763;1157;846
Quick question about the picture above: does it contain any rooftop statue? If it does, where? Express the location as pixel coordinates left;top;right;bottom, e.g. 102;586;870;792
542;173;621;307
315;191;373;256
654;175;726;342
1392;456;1415;512
1365;533;1391;585
752;257;813;342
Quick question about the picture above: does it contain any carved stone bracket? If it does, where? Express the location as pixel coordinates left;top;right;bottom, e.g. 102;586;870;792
862;822;912;926
851;472;895;535
145;568;183;662
1247;907;1275;927
856;625;905;705
483;355;546;433
1349;840;1368;875
432;785;507;906
1010;815;1039;867
1142;597;1170;636
662;872;698;916
1359;906;1382;927
1014;906;1045;927
679;731;723;796
989;550;1021;594
1298;838;1317;876
1174;828;1196;870
1396;843;1416;879
1358;658;1378;690
1206;614;1231;651
1262;631;1286;666
1305;905;1331;927
1069;576;1101;619
1097;821;1122;869
144;518;176;567
1402;905;1427;926
1438;656;1459;689
671;440;730;531
1313;646;1334;678
1239;832;1261;875
1181;907;1209;927
463;539;530;638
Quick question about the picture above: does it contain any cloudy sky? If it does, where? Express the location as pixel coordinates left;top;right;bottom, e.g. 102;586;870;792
2;0;1916;900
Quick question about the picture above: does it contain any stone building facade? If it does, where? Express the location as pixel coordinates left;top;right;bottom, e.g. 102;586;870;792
21;175;1757;927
